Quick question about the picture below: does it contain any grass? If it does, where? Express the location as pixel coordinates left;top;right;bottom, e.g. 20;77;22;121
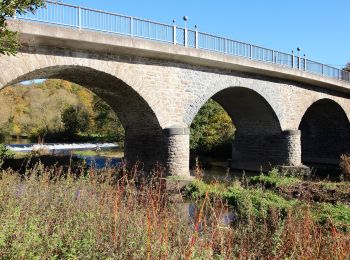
13;151;32;159
249;168;302;188
315;202;350;227
72;149;124;158
186;179;297;220
0;164;350;259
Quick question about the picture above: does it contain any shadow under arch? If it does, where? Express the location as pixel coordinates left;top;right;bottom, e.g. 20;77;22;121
299;98;350;165
5;65;166;168
191;86;297;171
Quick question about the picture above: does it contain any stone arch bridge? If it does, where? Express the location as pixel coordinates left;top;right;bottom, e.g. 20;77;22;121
1;18;349;177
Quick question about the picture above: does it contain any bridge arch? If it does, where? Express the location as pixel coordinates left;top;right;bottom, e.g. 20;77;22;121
0;62;166;169
299;98;350;164
188;86;300;171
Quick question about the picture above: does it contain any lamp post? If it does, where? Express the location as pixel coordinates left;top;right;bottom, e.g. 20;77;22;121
173;19;176;45
183;16;188;46
183;16;188;28
195;25;198;48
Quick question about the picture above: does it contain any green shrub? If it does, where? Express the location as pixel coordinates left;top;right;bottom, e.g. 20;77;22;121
186;179;297;220
186;179;350;228
249;168;301;188
315;202;350;229
0;144;14;169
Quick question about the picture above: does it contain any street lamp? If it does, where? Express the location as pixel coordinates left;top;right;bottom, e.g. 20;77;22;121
183;16;188;29
297;47;301;69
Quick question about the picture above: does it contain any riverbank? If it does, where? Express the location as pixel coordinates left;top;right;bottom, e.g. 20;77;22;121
186;170;350;230
0;163;349;259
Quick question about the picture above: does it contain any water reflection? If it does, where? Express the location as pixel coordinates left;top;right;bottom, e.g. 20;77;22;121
75;154;121;169
176;202;236;229
195;165;259;183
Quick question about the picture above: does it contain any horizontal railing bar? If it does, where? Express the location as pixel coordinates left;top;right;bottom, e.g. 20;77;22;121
46;1;174;29
18;16;78;28
132;17;173;28
199;32;245;44
46;0;132;19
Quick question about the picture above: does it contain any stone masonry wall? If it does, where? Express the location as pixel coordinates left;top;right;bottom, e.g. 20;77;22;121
164;128;190;177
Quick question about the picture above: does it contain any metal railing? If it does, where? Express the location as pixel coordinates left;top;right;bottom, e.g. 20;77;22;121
14;1;350;83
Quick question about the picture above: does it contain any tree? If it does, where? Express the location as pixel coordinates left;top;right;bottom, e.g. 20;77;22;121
0;0;45;55
61;106;90;135
190;99;235;155
345;62;350;72
0;143;13;169
0;79;125;142
93;96;125;142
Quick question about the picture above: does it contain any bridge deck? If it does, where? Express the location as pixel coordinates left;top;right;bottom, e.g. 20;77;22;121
8;19;350;95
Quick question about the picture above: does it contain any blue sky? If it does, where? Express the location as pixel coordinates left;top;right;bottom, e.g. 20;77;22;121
56;0;350;69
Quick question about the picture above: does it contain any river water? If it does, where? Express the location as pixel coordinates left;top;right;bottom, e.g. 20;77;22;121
75;154;256;181
5;139;257;181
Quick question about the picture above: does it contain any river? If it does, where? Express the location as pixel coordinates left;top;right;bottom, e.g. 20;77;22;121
4;138;257;181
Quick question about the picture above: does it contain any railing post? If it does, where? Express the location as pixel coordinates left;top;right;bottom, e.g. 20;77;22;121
321;64;324;75
173;20;176;45
195;25;198;48
291;51;294;68
184;28;188;47
130;17;134;36
304;54;306;71
250;44;253;59
272;50;275;63
78;7;81;29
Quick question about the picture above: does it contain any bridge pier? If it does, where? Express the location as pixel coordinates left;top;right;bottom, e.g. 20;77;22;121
281;130;302;166
164;127;190;178
231;130;303;172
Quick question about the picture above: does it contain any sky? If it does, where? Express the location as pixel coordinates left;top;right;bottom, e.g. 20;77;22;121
53;0;350;69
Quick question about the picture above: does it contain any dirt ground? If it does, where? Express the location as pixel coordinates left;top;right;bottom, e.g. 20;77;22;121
276;181;350;206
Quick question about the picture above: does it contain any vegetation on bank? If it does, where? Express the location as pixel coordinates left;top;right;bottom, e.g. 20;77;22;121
0;144;14;168
249;168;302;188
0;164;350;259
186;168;350;228
0;79;124;143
